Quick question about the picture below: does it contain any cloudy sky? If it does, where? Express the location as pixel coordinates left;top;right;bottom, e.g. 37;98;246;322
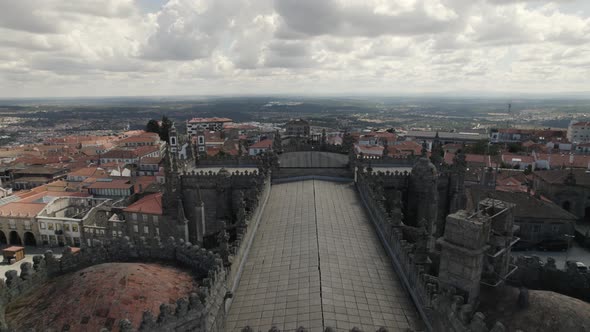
1;0;589;98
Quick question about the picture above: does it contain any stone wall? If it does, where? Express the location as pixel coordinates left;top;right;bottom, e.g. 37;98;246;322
197;155;262;167
0;237;228;332
226;175;271;293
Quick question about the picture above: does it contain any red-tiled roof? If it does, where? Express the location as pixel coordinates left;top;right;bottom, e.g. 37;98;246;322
68;167;108;178
0;202;46;217
139;157;162;165
502;154;534;163
249;139;273;149
124;193;163;215
536;153;590;168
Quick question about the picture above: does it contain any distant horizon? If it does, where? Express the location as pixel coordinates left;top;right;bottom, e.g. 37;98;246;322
2;90;590;103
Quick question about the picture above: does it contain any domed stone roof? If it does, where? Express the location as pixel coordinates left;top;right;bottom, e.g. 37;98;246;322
479;286;590;332
5;263;197;332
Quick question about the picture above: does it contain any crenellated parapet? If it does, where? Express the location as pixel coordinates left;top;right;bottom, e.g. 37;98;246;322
181;169;265;188
356;171;511;332
0;237;229;332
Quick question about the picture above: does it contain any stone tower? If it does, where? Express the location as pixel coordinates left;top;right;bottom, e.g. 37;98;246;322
437;210;491;305
408;144;439;248
448;150;468;214
430;131;443;167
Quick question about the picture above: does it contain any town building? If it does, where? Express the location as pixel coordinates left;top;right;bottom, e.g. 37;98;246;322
248;139;273;156
0;202;45;246
11;166;68;190
468;188;576;245
138;157;162;176
403;130;486;145
116;132;160;148
568;121;590;143
122;193;164;244
358;131;396;146
532;169;590;222
285;119;310;137
99;146;161;166
37;197;111;247
87;179;135;197
186;117;232;137
66;167;109;182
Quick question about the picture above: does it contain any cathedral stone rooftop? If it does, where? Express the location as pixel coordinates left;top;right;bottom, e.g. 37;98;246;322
5;263;197;332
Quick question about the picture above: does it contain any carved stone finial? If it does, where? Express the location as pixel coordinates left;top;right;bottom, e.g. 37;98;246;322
517;287;529;309
119;319;133;332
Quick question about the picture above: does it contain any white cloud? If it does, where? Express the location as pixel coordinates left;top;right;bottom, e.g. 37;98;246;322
0;0;589;97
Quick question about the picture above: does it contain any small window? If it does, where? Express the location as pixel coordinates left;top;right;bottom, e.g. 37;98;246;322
48;223;54;231
142;214;148;222
72;224;78;232
152;215;158;223
64;224;70;232
132;213;137;221
143;226;149;234
155;227;159;235
133;225;139;233
40;222;46;229
112;230;117;237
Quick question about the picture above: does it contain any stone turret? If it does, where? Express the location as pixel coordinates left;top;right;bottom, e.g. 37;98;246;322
437;210;491;305
430;131;443;167
449;149;468;214
409;148;439;249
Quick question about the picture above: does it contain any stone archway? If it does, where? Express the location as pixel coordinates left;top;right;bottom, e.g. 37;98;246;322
24;232;37;246
0;230;7;245
9;231;22;246
562;201;571;212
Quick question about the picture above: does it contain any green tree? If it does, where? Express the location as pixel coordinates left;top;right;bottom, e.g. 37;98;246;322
507;143;524;153
159;116;172;143
465;140;499;156
146;119;160;134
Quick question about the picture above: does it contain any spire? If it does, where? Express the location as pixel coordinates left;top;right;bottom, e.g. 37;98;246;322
421;140;428;157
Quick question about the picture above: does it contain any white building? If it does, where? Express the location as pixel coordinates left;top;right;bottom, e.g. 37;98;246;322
37;197;111;247
186;117;232;137
568;121;590;143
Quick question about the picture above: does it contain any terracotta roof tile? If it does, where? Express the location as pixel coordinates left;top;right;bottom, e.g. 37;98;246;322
124;193;162;215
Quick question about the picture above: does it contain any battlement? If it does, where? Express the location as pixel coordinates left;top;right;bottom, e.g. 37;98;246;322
356;173;509;332
0;237;228;332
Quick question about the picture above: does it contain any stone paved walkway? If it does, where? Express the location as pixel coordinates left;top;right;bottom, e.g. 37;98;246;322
226;180;421;332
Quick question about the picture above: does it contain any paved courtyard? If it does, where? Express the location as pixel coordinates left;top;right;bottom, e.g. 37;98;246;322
226;180;421;332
